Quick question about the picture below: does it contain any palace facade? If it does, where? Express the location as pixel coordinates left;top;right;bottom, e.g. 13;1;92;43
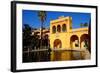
49;16;90;61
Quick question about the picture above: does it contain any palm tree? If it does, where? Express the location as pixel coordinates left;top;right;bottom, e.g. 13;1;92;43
37;11;47;61
38;11;47;49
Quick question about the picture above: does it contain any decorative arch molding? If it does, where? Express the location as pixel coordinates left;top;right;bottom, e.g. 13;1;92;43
53;39;62;49
70;35;79;49
80;34;90;50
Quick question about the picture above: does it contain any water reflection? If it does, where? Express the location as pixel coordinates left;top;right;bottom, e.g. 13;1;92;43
23;49;91;63
52;50;91;61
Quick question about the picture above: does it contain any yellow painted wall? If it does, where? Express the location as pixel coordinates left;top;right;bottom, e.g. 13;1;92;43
49;16;89;61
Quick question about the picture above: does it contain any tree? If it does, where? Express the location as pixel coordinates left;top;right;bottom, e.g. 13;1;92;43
23;24;32;49
23;24;42;62
23;24;33;62
31;32;40;49
84;22;88;27
80;22;88;27
38;11;47;48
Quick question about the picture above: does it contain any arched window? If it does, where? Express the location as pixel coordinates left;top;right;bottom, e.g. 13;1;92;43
57;25;61;32
62;24;66;32
52;26;56;33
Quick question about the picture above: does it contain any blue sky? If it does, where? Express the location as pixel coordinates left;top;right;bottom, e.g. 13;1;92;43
22;10;91;29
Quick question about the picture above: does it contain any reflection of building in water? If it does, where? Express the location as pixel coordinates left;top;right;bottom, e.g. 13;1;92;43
49;16;90;61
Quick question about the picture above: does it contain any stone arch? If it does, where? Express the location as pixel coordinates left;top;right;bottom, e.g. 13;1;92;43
80;34;89;49
57;25;61;32
52;26;56;33
53;39;62;49
62;24;66;32
70;35;79;49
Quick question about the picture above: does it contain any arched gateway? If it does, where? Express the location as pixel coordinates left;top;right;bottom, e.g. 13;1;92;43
53;39;62;49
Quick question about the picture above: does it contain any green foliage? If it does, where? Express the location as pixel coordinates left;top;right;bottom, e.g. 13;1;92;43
84;22;88;27
31;32;40;49
80;22;88;27
38;11;47;48
38;11;47;23
23;24;40;49
23;24;32;47
84;40;88;48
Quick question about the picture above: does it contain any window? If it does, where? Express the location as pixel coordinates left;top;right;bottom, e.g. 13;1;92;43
57;25;61;32
52;26;56;33
62;24;66;32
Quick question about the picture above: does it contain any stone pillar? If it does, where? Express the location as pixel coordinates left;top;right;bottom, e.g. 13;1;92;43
79;36;81;49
